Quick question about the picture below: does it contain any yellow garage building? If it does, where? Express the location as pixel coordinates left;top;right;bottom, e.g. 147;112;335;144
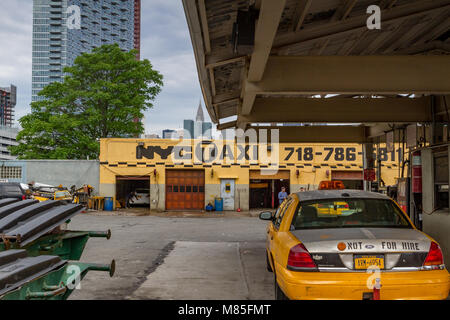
99;138;404;211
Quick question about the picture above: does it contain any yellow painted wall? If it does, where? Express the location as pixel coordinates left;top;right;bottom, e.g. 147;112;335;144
100;138;405;187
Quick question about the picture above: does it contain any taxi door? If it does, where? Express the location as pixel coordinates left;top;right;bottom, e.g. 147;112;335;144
269;198;293;265
267;201;286;256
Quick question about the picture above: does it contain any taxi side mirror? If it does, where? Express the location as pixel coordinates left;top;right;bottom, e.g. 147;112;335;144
259;211;273;221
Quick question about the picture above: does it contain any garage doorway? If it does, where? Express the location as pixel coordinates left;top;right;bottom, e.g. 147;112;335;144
166;170;205;210
116;176;150;208
331;171;363;190
249;170;290;209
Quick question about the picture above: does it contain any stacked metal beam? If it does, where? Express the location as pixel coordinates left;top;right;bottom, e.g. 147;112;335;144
0;249;114;300
0;198;114;300
0;249;65;297
0;199;84;246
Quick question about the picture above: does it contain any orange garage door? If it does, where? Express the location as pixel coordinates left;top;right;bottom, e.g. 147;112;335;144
166;170;205;210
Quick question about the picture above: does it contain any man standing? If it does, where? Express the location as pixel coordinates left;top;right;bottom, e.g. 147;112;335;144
278;187;288;206
125;191;137;209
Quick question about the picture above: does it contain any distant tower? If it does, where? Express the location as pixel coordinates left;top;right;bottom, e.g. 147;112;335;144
196;100;205;122
184;100;212;140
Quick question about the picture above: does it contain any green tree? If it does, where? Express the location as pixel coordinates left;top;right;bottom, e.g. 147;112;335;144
11;44;163;159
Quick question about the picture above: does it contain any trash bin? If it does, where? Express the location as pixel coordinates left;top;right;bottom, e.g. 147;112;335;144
214;197;223;211
104;197;114;211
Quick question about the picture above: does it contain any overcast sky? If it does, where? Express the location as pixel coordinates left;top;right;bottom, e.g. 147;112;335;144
0;0;211;137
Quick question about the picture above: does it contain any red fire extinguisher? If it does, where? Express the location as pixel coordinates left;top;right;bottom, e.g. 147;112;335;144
411;151;422;193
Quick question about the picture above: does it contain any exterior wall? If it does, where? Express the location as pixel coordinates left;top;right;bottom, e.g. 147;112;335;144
421;147;450;265
206;167;250;210
0;160;99;192
100;139;404;211
0;126;19;160
149;183;165;211
205;183;220;207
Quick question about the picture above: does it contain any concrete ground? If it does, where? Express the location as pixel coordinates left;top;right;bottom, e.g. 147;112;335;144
68;210;449;300
68;211;274;300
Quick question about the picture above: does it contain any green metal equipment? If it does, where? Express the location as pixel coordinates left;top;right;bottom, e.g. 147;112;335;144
1;229;111;260
0;199;115;300
0;199;111;260
0;249;115;300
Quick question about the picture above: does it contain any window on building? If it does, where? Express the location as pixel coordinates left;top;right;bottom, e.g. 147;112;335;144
434;148;449;210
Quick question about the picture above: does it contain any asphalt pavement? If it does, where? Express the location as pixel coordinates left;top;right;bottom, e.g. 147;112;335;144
68;212;274;300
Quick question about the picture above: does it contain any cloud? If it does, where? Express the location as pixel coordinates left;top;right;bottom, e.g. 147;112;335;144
0;0;33;125
140;0;208;136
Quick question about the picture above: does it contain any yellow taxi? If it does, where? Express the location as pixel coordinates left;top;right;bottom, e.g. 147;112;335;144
315;201;351;217
315;181;353;216
259;189;450;300
33;189;73;203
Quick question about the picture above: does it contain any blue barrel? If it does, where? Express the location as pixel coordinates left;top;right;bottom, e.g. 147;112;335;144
104;197;114;211
214;197;223;211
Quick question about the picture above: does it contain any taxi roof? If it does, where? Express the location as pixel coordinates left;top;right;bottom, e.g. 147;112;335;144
294;190;391;202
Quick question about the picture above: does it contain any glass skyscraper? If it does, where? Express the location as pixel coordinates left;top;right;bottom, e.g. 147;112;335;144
32;0;139;102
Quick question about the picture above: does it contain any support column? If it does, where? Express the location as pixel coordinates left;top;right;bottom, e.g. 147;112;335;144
421;148;434;214
363;143;375;191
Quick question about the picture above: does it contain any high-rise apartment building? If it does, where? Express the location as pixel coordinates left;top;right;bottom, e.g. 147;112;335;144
0;85;16;127
32;0;141;102
0;85;18;159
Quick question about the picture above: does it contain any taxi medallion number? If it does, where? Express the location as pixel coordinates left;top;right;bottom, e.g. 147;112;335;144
354;255;385;270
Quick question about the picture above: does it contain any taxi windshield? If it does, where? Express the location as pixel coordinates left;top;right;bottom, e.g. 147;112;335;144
292;198;412;230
